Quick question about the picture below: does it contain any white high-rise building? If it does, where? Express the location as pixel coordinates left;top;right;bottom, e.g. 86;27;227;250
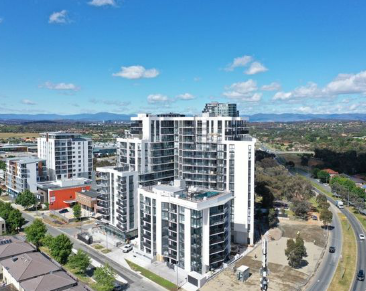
37;132;93;181
96;166;138;236
118;103;256;245
138;180;233;274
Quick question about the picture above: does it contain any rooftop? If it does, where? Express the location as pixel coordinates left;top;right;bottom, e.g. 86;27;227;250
77;189;100;198
37;178;92;190
2;252;60;282
0;236;35;260
20;271;77;291
6;157;45;164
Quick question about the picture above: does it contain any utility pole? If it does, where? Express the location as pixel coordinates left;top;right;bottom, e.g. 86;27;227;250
260;237;269;291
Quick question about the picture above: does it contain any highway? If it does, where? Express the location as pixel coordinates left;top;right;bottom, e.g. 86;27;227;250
269;147;366;291
21;212;164;291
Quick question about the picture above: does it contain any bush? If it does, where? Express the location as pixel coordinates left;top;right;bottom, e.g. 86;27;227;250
94;263;116;291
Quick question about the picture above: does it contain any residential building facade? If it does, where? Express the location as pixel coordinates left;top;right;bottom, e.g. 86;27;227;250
117;104;255;244
37;132;93;181
138;180;233;274
95;166;138;235
202;102;239;117
5;157;47;198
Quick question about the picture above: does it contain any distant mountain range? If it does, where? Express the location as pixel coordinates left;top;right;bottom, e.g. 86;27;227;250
0;112;366;123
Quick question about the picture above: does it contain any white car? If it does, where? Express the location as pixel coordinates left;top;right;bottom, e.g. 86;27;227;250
122;244;133;253
359;234;365;240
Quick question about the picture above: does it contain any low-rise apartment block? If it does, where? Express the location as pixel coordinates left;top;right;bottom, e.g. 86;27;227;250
5;157;47;199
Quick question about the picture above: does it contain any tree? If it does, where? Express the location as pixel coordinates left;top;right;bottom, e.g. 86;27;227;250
320;208;333;227
0;160;6;171
285;235;307;268
268;208;279;228
25;219;47;249
42;234;54;248
68;249;91;274
7;209;25;233
290;200;310;219
94;263;116;291
316;194;327;205
50;234;73;264
312;168;320;178
73;204;81;221
15;190;36;209
286;161;295;168
317;170;330;184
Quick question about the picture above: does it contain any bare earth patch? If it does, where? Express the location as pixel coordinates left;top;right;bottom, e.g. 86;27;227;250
202;220;327;291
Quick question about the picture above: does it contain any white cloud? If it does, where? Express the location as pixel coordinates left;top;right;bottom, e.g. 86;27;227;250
325;71;366;95
225;55;253;71
261;82;281;91
273;70;366;101
90;98;130;107
21;99;37;105
40;81;80;91
88;0;116;7
49;10;69;24
297;106;312;113
147;94;169;104
245;62;268;75
113;65;159;79
223;80;261;102
176;93;195;100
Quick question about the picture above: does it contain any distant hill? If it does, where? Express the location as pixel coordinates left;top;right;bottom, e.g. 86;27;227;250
242;113;366;122
0;112;134;122
0;112;366;123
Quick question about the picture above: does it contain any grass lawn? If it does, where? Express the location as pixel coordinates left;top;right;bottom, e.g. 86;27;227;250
125;259;178;291
101;248;111;254
349;208;366;231
0;132;40;138
329;214;357;291
93;244;104;250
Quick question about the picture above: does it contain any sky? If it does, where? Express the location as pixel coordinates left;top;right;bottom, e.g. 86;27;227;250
1;0;366;116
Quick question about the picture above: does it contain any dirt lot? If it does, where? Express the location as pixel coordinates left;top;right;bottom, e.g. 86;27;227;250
202;219;327;291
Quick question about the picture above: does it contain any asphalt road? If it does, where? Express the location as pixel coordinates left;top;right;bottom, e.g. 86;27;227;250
22;212;164;291
306;201;342;291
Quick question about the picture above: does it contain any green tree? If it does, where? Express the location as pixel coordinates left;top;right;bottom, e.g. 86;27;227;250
312;168;320;178
50;234;73;264
25;219;47;249
73;204;81;221
0;160;6;171
268;208;279;228
7;209;25;233
68;249;91;274
94;263;116;291
320;208;333;228
315;194;327;205
285;235;307;268
290;200;310;219
15;190;36;209
42;234;54;248
317;170;330;183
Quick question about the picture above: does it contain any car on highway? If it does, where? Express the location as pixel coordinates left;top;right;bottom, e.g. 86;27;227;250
329;246;336;253
359;233;365;240
357;269;365;281
122;244;133;253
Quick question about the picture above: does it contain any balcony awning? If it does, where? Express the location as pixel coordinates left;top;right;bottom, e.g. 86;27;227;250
63;199;77;204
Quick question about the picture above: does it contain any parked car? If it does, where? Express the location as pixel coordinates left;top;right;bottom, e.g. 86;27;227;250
329;246;336;253
59;209;69;214
312;215;318;220
357;270;365;281
359;234;365;240
122;244;133;253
